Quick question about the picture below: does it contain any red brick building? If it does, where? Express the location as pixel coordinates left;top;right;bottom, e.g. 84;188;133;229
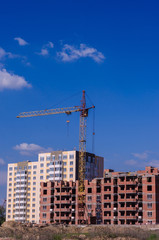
40;166;159;225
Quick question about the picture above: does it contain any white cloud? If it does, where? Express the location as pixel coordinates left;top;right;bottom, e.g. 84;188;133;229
0;171;7;185
0;158;5;165
14;143;52;156
0;68;31;91
46;41;54;48
57;43;105;63
37;41;54;56
14;37;28;46
37;48;49;56
132;152;148;160
0;47;18;60
125;159;137;166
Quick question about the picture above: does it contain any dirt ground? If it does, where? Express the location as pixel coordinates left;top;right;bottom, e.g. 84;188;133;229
0;221;159;240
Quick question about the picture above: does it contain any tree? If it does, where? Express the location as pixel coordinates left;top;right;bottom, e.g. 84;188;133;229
0;205;5;225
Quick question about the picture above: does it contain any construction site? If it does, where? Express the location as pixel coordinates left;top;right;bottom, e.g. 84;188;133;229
5;91;159;227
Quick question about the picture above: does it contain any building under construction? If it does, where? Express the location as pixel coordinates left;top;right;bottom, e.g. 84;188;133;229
40;166;159;225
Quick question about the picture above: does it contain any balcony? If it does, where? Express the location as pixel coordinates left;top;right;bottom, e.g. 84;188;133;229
126;215;137;220
126;198;137;202
16;189;27;193
15;205;26;209
14;216;26;221
61;208;71;212
55;216;71;220
126;207;137;211
59;192;71;196
16;172;27;177
15;209;26;213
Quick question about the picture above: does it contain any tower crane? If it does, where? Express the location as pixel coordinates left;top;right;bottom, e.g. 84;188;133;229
17;90;95;223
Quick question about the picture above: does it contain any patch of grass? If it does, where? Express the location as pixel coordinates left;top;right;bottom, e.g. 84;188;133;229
147;234;159;240
52;234;62;240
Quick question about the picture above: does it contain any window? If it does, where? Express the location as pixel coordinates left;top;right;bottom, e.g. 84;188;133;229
33;198;35;202
47;169;49;173
33;182;36;185
70;174;73;178
40;157;44;162
64;168;67;172
32;209;35;213
33;193;36;196
148;203;152;209
70;161;73;166
43;198;47;202
43;190;47;195
52;155;55;161
14;167;17;170
40;163;44;168
147;185;152;191
58;154;62;160
46;156;50;161
43;213;47;218
97;195;101;201
47;163;50;167
28;166;31;169
32;204;35;207
63;174;66;178
32;215;35;218
9;178;12;181
8;194;11;197
33;187;36;191
43;206;47;210
63;162;67;166
33;171;36;174
88;205;92;209
147;212;152;217
63;155;67;160
9;173;12;176
88;156;91;162
147;194;152;200
28;177;31;180
9;167;13;171
147;177;152;182
40;176;43;180
33;165;37;169
69;154;74;159
40;170;44;174
88;196;92;201
88;188;92;193
70;168;73;172
33;176;36;180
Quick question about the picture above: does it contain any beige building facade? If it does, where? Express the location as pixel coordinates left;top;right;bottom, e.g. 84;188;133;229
6;150;104;223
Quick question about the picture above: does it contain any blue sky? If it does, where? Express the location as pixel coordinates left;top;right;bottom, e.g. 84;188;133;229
0;0;159;202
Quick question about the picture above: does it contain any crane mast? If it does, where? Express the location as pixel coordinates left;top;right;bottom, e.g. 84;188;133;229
78;90;87;192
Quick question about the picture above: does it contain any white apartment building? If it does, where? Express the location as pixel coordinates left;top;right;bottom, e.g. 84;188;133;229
6;150;104;223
